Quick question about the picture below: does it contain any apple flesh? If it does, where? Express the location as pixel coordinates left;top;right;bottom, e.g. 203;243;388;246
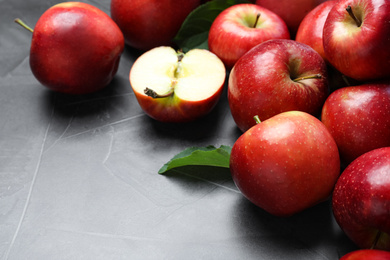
340;249;390;260
323;0;390;81
321;81;390;164
230;111;340;217
255;0;327;36
129;46;226;123
110;0;201;51
228;39;329;132
208;3;290;69
22;2;124;95
332;147;390;250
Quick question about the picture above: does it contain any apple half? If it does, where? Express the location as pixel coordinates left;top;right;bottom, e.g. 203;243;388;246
130;47;226;123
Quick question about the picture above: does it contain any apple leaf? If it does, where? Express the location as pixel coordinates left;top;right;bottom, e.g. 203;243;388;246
158;145;232;174
173;0;251;52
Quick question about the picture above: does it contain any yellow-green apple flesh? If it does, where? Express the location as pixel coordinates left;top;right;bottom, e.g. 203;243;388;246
340;249;390;260
24;2;124;95
228;39;329;132
230;111;340;217
321;81;390;164
323;0;390;81
110;0;201;51
208;3;290;69
332;147;390;250
129;47;226;123
255;0;327;36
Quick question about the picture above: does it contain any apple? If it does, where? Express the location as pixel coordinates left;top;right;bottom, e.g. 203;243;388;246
15;2;124;95
332;147;390;250
110;0;201;51
295;0;337;62
321;81;390;164
340;249;390;260
255;0;327;36
129;46;226;123
228;39;329;132
229;111;340;217
208;3;290;69
323;0;390;81
295;0;360;93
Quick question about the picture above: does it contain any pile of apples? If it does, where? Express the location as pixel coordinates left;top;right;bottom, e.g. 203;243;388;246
16;0;390;258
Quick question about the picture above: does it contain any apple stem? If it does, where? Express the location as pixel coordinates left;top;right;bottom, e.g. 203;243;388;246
346;6;362;27
253;115;261;124
341;75;351;86
370;231;382;249
293;74;322;82
144;87;174;99
14;18;34;33
253;13;261;28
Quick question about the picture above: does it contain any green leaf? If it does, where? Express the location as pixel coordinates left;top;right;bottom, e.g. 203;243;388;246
173;0;251;52
158;145;232;174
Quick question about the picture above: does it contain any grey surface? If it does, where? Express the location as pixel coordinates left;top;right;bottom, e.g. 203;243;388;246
1;0;358;259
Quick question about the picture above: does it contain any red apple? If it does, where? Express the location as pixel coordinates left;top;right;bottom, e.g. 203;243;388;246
208;3;290;69
255;0;327;36
228;39;329;132
321;81;390;164
16;2;124;95
340;249;390;260
110;0;201;51
230;111;340;217
295;0;360;93
323;0;390;81
332;147;390;250
129;46;226;123
296;0;337;61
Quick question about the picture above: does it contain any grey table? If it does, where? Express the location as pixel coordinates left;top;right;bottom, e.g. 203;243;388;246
1;0;358;259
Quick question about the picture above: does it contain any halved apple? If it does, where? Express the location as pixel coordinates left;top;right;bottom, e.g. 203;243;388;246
130;46;226;123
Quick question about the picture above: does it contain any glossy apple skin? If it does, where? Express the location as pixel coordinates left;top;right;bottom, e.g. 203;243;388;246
340;249;390;260
296;0;337;61
255;0;326;36
133;91;224;123
332;147;390;250
29;2;124;95
323;0;390;81
110;0;201;51
230;111;340;217
208;4;290;69
228;39;329;132
321;81;390;164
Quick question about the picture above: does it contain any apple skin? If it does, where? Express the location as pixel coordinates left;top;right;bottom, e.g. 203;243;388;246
321;81;390;164
255;0;327;36
110;0;201;51
340;249;390;260
208;3;290;69
295;0;359;93
133;90;223;123
129;47;226;123
295;0;337;62
228;39;329;132
29;2;124;95
230;111;340;217
323;0;390;81
332;147;390;250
